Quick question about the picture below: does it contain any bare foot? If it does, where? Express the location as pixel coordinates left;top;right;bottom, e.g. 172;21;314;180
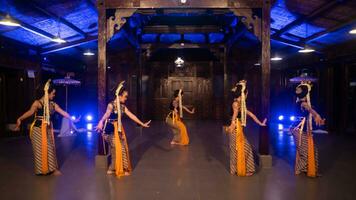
107;170;115;175
246;172;253;177
53;170;62;176
124;172;130;176
170;141;178;145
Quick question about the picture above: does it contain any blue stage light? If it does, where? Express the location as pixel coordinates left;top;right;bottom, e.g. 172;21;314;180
290;116;296;121
71;116;76;120
86;115;93;121
278;124;284;130
278;115;284;121
86;123;93;130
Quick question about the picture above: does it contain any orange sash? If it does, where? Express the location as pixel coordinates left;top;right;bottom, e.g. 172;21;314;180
41;120;49;174
307;131;316;177
173;113;189;145
235;120;246;176
113;122;132;178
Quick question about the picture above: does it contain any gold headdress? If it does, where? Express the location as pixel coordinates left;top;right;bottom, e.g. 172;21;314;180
178;89;183;118
115;81;125;132
43;79;51;125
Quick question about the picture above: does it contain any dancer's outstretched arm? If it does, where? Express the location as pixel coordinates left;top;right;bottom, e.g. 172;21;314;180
300;102;325;126
183;106;195;114
96;104;113;131
228;102;239;132
15;100;40;130
247;110;267;126
124;107;151;128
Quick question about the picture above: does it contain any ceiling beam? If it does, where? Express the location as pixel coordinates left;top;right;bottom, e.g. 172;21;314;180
271;37;304;49
142;25;222;34
141;43;224;49
302;17;356;43
272;0;344;37
0;35;40;51
40;35;97;54
28;1;88;38
0;12;57;41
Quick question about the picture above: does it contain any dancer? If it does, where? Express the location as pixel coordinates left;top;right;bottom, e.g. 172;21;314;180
228;80;267;176
165;89;195;145
96;81;151;177
15;79;78;175
291;81;325;177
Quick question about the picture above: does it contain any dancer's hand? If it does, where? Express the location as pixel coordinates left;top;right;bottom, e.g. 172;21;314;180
228;124;235;133
14;119;21;131
141;120;151;128
72;115;81;123
95;121;103;132
260;118;267;126
191;108;195;114
314;115;325;126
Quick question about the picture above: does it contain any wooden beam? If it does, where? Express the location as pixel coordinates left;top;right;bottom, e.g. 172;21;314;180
104;0;262;8
259;0;271;156
230;8;261;40
0;35;40;52
40;36;97;54
97;0;107;155
28;1;89;38
271;37;304;49
142;25;222;34
140;43;224;49
302;18;356;44
273;0;343;37
107;8;137;42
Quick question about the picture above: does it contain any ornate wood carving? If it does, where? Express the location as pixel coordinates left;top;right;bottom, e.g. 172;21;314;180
106;8;137;42
231;8;261;40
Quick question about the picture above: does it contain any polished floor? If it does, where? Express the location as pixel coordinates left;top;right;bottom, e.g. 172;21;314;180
0;120;356;200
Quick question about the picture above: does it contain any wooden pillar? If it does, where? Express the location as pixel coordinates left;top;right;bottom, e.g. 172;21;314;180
338;62;349;133
223;46;228;119
259;0;271;156
137;48;143;120
97;0;107;155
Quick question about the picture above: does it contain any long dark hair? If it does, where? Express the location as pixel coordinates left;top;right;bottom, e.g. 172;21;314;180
231;85;247;99
173;89;183;98
35;83;55;100
296;85;308;99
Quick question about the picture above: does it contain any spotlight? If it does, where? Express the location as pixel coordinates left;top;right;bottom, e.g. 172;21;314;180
278;124;284;130
175;57;184;68
271;56;283;61
0;15;20;26
278;115;284;121
71;116;76;120
83;51;95;56
298;47;315;53
52;36;66;43
349;29;356;34
290;116;296;121
86;123;93;130
86;115;93;121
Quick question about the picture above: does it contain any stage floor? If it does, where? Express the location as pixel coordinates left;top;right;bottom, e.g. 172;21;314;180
0;120;355;200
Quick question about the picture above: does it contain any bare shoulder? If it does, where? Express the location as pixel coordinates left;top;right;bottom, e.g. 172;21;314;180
232;101;239;108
